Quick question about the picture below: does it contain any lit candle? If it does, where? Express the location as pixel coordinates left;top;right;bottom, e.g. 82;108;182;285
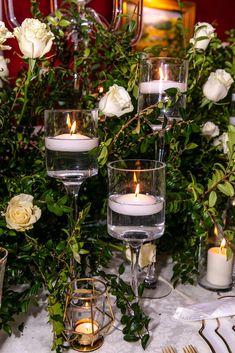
45;120;98;152
45;134;98;152
140;67;186;94
139;80;186;94
75;319;99;346
109;183;163;216
207;238;234;287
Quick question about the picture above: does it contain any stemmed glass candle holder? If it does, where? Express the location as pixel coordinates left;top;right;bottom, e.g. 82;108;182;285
107;160;165;302
44;109;99;276
137;56;188;297
138;55;188;130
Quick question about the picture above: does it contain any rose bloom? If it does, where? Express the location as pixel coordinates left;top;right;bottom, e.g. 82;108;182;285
126;243;156;269
201;121;220;138
13;18;54;58
0;55;10;88
0;21;13;50
4;194;41;231
99;84;134;117
213;132;229;154
190;22;215;50
203;69;234;102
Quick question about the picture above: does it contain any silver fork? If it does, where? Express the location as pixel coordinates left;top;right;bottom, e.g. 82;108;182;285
183;345;197;353
162;346;177;353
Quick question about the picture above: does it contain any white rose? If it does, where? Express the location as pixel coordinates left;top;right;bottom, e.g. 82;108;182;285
0;21;13;50
99;84;134;117
4;194;41;232
190;22;215;50
201;121;220;138
203;69;234;102
13;18;54;58
213;132;229;154
126;243;156;269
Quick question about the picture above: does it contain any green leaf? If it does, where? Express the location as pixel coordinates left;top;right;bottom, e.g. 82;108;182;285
118;263;125;275
217;182;234;196
185;142;198;150
209;191;217;207
123;334;139;342
141;334;150;350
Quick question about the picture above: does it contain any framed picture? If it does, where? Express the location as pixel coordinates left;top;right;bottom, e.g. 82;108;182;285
133;0;196;50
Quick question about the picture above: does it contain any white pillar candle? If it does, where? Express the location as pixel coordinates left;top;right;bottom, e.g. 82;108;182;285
45;134;99;152
109;193;163;216
207;245;234;286
139;80;186;94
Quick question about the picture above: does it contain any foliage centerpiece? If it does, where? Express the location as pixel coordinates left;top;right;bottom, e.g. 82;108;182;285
0;0;234;351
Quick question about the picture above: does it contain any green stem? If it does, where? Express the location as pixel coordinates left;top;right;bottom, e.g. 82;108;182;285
18;58;35;125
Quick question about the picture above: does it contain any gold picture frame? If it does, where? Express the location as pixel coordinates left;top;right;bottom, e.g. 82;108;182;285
135;0;196;50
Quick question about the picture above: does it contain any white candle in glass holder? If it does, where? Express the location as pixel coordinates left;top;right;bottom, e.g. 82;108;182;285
45;119;98;152
139;80;186;94
109;184;163;216
206;238;234;287
45;134;98;152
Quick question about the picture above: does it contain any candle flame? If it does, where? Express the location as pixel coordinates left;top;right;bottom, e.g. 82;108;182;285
220;238;226;248
67;114;71;129
214;225;218;237
70;121;76;135
159;67;167;81
133;172;137;184
135;183;139;197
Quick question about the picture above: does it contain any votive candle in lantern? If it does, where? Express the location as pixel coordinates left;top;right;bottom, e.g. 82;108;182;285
206;238;234;287
75;319;99;346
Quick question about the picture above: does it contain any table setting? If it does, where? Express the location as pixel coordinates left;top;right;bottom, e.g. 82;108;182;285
0;1;235;353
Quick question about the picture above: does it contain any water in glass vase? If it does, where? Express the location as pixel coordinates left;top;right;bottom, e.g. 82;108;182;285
138;92;185;122
107;195;165;243
46;148;98;181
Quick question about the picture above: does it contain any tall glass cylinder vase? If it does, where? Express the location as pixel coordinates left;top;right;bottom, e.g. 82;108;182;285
44;109;99;279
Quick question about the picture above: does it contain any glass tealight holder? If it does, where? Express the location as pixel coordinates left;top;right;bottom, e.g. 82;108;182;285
0;247;8;307
63;278;114;352
198;226;234;292
138;55;188;129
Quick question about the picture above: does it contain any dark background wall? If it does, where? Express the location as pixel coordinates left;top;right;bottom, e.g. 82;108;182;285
3;0;235;77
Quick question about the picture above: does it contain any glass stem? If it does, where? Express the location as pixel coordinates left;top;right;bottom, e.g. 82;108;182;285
64;182;82;280
144;255;157;288
130;243;141;302
155;130;165;162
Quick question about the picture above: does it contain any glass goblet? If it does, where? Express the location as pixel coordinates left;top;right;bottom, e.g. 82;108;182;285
107;159;165;303
44;109;99;277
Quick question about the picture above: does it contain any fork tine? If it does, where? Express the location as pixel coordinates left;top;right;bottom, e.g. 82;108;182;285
183;345;197;353
188;345;197;353
162;346;176;353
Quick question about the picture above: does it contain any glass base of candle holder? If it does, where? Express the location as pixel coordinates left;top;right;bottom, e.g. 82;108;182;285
198;275;233;292
142;279;172;299
71;336;104;352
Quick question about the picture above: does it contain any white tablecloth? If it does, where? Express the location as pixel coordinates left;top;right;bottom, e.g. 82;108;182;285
1;257;234;353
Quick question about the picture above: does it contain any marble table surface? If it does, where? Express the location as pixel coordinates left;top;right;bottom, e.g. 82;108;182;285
1;257;235;353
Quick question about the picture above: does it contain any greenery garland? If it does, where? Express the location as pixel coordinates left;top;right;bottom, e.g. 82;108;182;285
0;0;234;351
